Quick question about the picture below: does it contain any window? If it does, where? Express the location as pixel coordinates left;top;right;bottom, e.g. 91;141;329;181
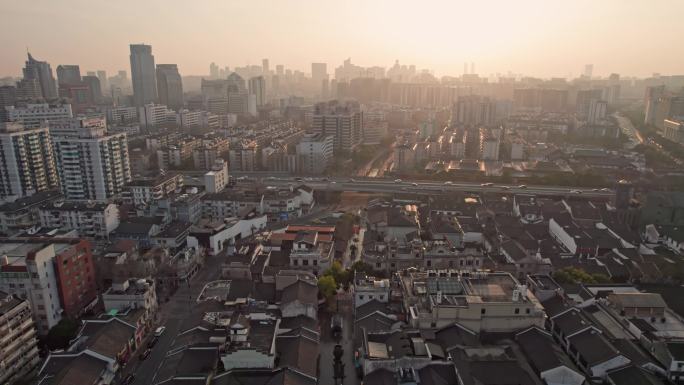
376;263;381;268
313;260;318;266
379;295;384;300
426;260;431;267
481;308;486;314
293;260;298;266
526;308;531;314
303;260;309;266
515;308;520;314
359;295;364;300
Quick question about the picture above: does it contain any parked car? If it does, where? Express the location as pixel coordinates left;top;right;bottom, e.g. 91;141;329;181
154;326;166;337
139;348;152;360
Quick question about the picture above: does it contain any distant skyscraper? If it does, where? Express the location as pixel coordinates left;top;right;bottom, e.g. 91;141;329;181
156;64;184;110
311;63;327;80
276;65;284;76
82;75;102;103
129;44;157;106
248;76;266;107
210;62;219;79
262;59;270;75
22;53;58;100
583;64;594;78
96;70;108;92
56;65;81;85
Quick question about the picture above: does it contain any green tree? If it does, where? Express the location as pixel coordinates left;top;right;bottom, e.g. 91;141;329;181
553;267;610;284
45;318;79;350
318;275;337;301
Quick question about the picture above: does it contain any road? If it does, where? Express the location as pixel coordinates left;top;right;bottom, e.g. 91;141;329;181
615;112;684;167
123;252;224;385
246;175;614;199
614;112;643;149
319;302;359;385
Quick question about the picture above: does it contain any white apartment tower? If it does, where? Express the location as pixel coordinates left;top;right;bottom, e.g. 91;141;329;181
296;133;334;174
0;122;60;200
50;116;132;201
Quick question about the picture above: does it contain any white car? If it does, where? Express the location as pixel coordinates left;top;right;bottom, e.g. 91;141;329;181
444;181;453;185
411;183;418;187
481;182;494;187
518;185;527;189
394;179;403;183
154;326;166;337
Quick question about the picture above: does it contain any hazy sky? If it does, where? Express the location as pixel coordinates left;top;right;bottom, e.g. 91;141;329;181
1;0;682;79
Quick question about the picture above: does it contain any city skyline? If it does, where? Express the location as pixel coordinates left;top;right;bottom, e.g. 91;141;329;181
2;0;684;79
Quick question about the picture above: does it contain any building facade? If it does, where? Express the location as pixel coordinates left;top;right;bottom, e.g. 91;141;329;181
0;122;60;200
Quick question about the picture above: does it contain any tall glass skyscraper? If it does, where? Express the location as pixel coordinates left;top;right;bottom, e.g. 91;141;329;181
129;44;157;106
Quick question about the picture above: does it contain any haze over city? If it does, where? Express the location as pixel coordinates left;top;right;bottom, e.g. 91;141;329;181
2;0;684;78
3;2;684;385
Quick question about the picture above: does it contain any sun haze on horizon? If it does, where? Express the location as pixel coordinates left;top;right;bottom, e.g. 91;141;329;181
1;0;682;78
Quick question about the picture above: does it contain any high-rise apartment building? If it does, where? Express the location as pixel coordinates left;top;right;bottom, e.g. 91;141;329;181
0;293;40;384
587;99;608;124
6;103;73;128
575;88;603;116
0;239;97;334
50;116;131;201
0;122;60;200
311;100;363;152
156;64;184;111
248;76;266;107
130;44;157;106
452;95;496;127
56;65;81;86
22;53;57;100
296;133;333;174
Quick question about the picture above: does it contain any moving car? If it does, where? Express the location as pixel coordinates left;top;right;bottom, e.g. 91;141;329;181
154;326;166;337
518;185;527;189
147;336;159;348
394;179;403;183
480;182;494;187
444;181;453;185
331;314;343;338
411;183;418;186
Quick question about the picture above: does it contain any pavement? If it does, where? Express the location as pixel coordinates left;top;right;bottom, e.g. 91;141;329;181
121;251;224;385
318;301;359;385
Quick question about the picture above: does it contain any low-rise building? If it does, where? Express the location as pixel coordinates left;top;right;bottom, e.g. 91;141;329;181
123;172;184;206
39;200;119;239
288;230;334;274
400;270;544;332
102;278;157;321
353;272;390;308
0;190;62;234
